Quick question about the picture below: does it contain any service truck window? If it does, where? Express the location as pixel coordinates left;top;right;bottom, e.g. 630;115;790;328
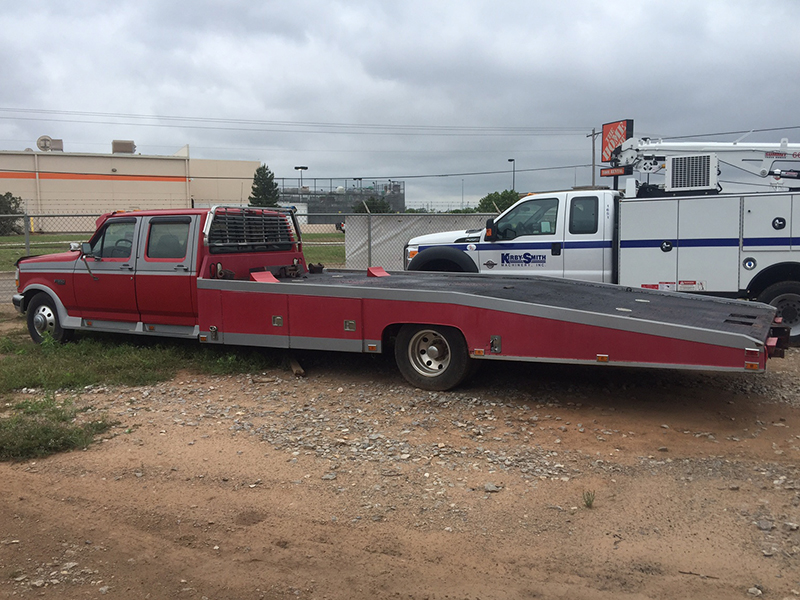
495;198;558;239
91;220;135;259
147;222;189;259
569;196;598;235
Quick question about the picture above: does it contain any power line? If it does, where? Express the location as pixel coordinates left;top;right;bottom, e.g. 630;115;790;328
662;125;800;140
0;107;589;138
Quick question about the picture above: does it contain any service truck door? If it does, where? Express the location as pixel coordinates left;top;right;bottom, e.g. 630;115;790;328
618;198;679;291
743;194;792;252
73;217;140;322
135;215;199;327
677;196;740;293
479;195;564;277
562;193;609;282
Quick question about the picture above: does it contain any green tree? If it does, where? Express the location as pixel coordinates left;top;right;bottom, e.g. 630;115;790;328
476;189;520;213
352;196;392;213
0;192;24;235
248;164;280;207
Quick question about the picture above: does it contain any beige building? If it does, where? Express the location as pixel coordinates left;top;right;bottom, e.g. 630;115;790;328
0;140;260;230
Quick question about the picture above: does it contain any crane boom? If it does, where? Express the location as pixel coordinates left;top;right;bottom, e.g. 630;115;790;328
612;137;800;178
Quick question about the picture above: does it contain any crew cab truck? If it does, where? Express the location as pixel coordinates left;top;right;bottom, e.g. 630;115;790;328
405;139;800;339
13;206;788;391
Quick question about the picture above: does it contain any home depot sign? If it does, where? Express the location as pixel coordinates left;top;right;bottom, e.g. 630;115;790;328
600;119;633;177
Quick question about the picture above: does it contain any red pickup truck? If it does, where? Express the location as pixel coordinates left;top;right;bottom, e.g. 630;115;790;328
13;206;788;390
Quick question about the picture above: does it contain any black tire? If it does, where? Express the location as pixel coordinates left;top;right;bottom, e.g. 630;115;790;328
394;324;472;391
407;247;478;273
27;293;72;344
758;281;800;341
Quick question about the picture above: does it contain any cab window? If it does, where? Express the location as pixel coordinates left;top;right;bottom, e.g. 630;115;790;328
495;198;558;240
90;220;135;259
147;220;189;260
569;196;598;235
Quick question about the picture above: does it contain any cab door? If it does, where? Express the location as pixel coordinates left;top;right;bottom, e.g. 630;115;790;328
563;194;609;282
478;195;565;277
73;217;140;322
135;215;199;327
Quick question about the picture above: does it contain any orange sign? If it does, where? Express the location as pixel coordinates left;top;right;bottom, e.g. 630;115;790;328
600;166;629;177
601;119;633;163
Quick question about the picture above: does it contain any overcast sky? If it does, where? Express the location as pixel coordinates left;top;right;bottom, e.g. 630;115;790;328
1;1;798;208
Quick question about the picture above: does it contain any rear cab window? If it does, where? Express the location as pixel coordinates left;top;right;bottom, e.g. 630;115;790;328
146;218;191;260
569;196;599;235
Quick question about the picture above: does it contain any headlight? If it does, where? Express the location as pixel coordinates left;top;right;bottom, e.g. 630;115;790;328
404;245;419;269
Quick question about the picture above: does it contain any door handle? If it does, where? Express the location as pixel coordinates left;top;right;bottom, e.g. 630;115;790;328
174;264;189;271
120;263;134;271
551;242;562;256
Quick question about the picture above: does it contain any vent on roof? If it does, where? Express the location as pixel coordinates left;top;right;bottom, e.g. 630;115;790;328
666;154;718;192
112;140;136;154
36;136;63;151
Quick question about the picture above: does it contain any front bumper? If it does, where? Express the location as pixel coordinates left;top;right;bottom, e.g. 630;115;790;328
12;293;24;314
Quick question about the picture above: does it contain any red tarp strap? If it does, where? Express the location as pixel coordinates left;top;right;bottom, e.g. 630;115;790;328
250;271;279;283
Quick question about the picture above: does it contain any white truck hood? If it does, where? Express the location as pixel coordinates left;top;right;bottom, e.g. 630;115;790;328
407;228;483;246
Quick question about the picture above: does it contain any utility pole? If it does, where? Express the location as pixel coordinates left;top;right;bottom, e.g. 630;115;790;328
586;128;600;187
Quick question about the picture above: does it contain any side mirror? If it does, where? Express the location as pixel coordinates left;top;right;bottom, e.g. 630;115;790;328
80;242;93;257
485;218;497;242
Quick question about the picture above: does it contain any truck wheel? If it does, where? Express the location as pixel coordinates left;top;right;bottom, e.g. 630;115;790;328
758;281;800;341
27;294;72;344
407;247;478;273
395;324;471;391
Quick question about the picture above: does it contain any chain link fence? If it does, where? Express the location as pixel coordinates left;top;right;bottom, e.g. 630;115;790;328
2;211;493;305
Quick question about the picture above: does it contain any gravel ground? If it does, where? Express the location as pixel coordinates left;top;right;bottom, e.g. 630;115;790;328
1;322;800;598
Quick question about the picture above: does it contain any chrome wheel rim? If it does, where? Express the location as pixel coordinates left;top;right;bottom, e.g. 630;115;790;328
407;329;451;377
32;304;56;336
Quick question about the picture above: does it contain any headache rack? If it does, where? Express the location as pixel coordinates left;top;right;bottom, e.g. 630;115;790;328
203;206;301;254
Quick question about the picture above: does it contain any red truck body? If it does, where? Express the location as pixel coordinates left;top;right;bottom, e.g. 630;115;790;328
13;206;788;390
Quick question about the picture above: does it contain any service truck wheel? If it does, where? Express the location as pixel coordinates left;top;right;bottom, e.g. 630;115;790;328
758;281;800;341
395;324;471;391
27;294;71;344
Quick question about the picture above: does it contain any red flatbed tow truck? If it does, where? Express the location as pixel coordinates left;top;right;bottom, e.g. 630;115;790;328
13;206;789;390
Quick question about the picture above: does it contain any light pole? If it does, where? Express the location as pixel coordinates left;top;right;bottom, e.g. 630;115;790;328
294;166;308;202
508;158;515;191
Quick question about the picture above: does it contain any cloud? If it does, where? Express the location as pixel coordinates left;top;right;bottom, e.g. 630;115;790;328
1;0;799;207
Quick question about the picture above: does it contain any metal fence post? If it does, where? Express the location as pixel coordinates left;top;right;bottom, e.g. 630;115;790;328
24;211;30;256
367;212;372;267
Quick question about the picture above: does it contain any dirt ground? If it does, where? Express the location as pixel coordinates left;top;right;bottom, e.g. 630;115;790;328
1;306;799;600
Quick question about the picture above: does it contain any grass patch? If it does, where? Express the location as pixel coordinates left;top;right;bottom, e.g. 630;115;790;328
302;233;345;266
0;395;115;461
0;329;282;394
582;490;596;509
304;243;345;266
0;316;284;461
0;233;87;272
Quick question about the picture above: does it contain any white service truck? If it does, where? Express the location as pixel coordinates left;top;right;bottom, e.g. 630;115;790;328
405;138;800;338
